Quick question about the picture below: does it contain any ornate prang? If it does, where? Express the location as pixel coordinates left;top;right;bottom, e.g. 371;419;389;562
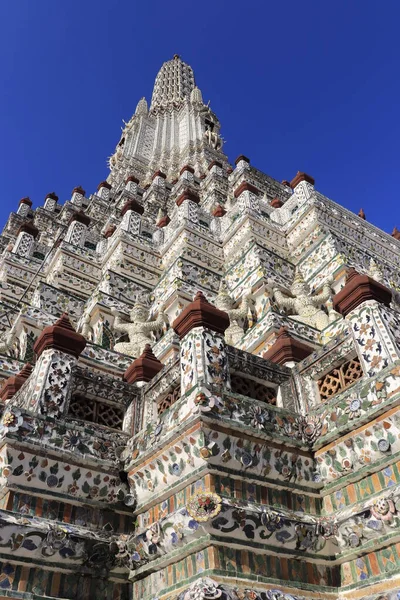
1;55;400;600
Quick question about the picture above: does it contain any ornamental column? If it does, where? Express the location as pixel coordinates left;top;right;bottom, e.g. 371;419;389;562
28;314;86;418
172;291;230;397
12;222;39;257
175;189;200;225
333;269;397;376
70;186;86;207
120;199;144;235
16;197;32;217
64;211;91;246
96;180;112;201
123;344;164;434
44;192;58;212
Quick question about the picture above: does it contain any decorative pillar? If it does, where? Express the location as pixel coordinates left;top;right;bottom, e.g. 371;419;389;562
12;222;39;257
333;269;396;376
208;160;223;177
290;171;315;202
175;190;200;225
17;197;32;217
64;211;91;246
151;170;166;188
234;154;250;171
125;175;139;194
0;363;33;401
233;181;261;216
263;327;314;410
71;186;86;206
172;291;230;396
210;204;226;237
153;210;170;245
120;199;144;235
30;314;86;417
123;344;163;434
97;180;112;201
44;192;59;211
179;164;195;183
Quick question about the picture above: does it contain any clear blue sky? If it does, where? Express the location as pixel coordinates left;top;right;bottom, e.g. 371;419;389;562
0;1;398;233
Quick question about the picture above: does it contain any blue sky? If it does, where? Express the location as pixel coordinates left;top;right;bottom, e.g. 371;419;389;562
0;1;399;233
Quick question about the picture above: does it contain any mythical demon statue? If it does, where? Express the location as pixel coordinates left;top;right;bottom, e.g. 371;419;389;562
0;320;18;356
215;279;252;345
272;270;333;331
111;301;166;358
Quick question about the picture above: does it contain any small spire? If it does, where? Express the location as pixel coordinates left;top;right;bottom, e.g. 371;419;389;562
135;97;148;116
190;86;203;104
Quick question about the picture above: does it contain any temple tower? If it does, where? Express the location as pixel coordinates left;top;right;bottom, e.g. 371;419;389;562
0;56;398;600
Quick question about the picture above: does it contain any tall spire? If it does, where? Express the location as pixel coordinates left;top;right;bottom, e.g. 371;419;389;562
107;55;227;187
150;55;195;111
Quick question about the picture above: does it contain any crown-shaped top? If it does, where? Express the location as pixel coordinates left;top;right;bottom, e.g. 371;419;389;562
150;55;196;111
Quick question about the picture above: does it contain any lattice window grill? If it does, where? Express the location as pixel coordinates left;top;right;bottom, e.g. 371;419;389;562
157;385;181;416
230;374;277;405
317;357;363;401
68;395;124;430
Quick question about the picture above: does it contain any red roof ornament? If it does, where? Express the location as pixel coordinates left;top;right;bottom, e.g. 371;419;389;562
124;344;164;384
0;363;33;401
176;190;200;206
270;197;283;209
69;211;91;226
71;186;85;197
172;291;229;339
33;313;86;358
17;222;39;239
392;227;400;240
19;197;32;207
121;199;144;216
290;172;315;188
333;269;392;317
263;327;313;365
97;181;112;191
